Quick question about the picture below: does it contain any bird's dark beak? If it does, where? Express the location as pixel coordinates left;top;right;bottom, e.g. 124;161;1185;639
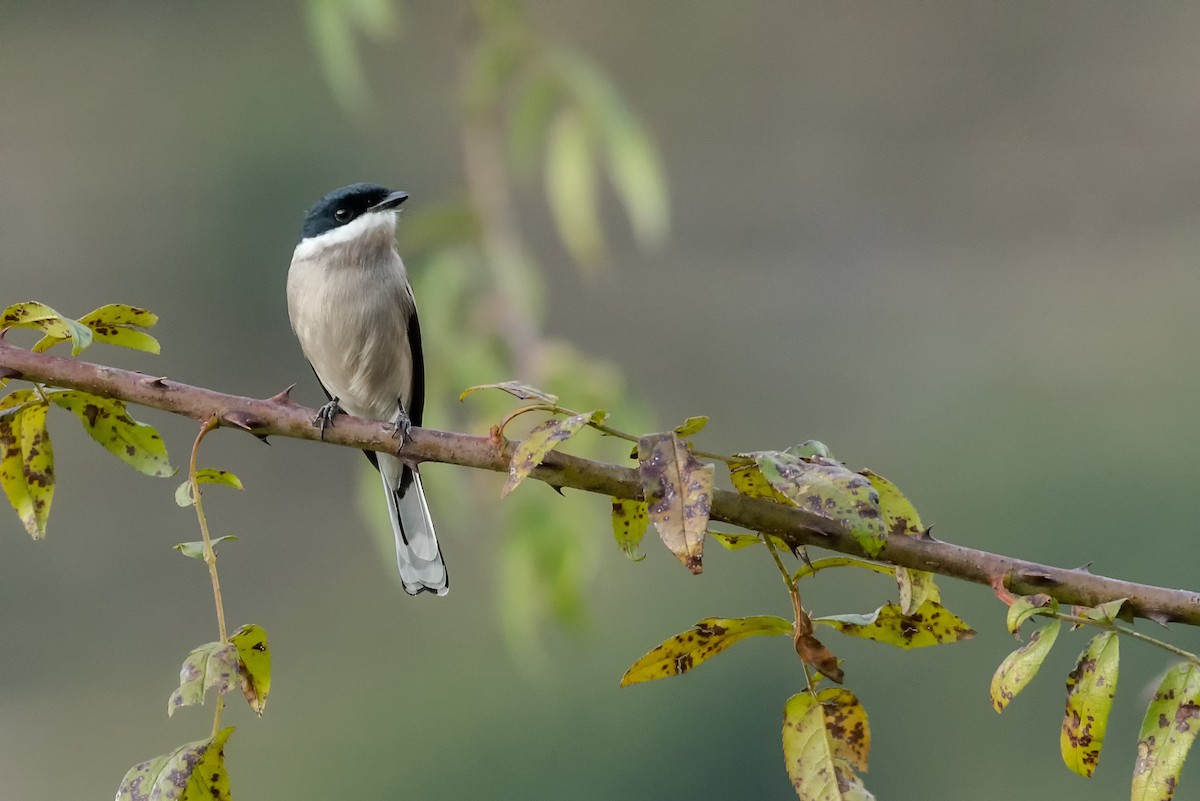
370;191;409;212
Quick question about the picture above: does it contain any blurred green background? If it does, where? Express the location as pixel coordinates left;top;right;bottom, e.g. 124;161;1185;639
4;2;1200;799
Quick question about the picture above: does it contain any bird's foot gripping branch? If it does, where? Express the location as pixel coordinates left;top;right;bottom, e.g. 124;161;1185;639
3;300;1200;801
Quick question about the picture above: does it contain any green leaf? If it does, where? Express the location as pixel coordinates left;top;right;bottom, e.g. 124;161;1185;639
0;393;54;539
637;432;713;574
861;468;937;613
1078;597;1128;625
782;690;875;801
231;623;271;716
48;390;172;476
990;619;1062;712
115;727;234;801
751;452;886;557
459;380;559;405
814;600;975;649
175;469;245;507
1131;662;1200;801
792;556;895;582
611;498;648;560
173;536;238;560
503;410;604;497
788;440;832;459
1006;593;1059;634
546;107;603;267
1061;630;1119;777
167;641;239;716
672;415;708;438
729;457;794;505
1;301;92;355
620;616;792;686
508;68;563;174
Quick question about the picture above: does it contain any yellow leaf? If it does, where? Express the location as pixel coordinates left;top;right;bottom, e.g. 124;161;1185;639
637;432;712;574
115;727;234;801
862;469;938;613
782;690;875;801
0;392;54;539
990;620;1061;712
1131;662;1200;801
49;390;172;477
1;301;93;354
611;498;648;560
231;623;271;716
792;557;895;583
503;410;603;497
814;600;975;650
77;303;160;354
729;458;793;505
1061;631;1119;777
620;616;792;686
672;415;708;438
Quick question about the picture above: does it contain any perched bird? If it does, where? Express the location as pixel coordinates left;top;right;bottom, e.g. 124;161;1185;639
287;183;448;596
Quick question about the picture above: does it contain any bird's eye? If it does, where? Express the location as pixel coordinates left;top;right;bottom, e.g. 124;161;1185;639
334;208;351;222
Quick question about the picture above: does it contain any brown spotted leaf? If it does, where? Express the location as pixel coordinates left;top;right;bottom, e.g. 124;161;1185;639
459;380;559;405
167;641;238;717
729;456;793;505
862;468;937;613
620;616;792;686
503;410;604;497
1131;662;1200;801
0;392;55;539
1061;630;1119;777
231;623;271;716
990;619;1062;712
115;727;234;801
611;497;648;560
0;301;93;355
48;390;172;477
814;600;975;649
637;432;713;574
782;690;875;801
752;452;886;557
36;303;160;354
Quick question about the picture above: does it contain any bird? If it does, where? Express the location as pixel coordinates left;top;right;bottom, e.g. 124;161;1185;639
286;182;448;596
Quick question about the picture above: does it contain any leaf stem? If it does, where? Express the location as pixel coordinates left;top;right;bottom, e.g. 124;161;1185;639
1053;612;1200;665
188;414;227;736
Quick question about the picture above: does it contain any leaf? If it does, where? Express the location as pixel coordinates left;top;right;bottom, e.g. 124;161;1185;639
1006;593;1059;634
231;623;271;716
1061;630;1119;777
752;452;886;557
1131;662;1200;801
792;557;895;582
508;68;563;174
459;381;559;405
990;619;1062;712
710;531;765;550
788;440;832;459
173;536;238;560
175;469;245;506
546;106;603;267
48;390;172;476
620;616;792;686
611;498;648;560
862;469;937;613
729;457;794;505
74;303;161;354
672;415;708;438
0;301;93;355
814;600;975;650
115;727;234;801
1078;597;1128;625
503;410;604;497
167;641;239;716
0;393;55;539
782;690;875;801
637;432;713;574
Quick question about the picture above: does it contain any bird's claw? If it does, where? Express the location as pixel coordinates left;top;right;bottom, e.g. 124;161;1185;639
314;398;342;439
391;401;412;447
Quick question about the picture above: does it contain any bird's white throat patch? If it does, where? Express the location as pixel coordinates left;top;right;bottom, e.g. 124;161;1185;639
293;210;399;260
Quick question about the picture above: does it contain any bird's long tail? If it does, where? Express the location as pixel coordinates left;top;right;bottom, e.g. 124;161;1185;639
379;453;448;596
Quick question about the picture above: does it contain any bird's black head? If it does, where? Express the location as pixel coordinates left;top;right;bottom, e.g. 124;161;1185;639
300;183;409;239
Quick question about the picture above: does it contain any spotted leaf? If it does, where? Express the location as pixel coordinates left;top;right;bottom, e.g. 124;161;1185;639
503;410;604;497
115;727;234;801
637;432;713;574
0;392;54;539
620;616;792;686
814;600;975;649
459;381;559;405
611;497;648;560
782;690;875;801
0;301;92;355
1131;662;1200;801
231;623;271;716
49;390;172;476
167;641;239;717
1061;630;1119;777
991;619;1061;712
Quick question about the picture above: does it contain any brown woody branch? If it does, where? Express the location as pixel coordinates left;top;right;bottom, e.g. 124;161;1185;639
3;340;1200;627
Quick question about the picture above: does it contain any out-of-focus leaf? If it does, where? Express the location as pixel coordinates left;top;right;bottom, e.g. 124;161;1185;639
672;415;708;438
0;393;54;539
637;432;712;574
862;468;936;613
1131;662;1200;801
1061;630;1119;777
792;556;895;582
620;616;792;686
546;107;603;268
1006;593;1059;635
459;381;559;405
231;623;271;716
750;452;886;557
114;727;234;801
1078;597;1128;625
167;641;238;716
991;620;1061;712
175;469;245;507
508;68;563;174
1;301;92;355
814;600;975;649
173;536;238;560
48;390;172;476
503;410;604;497
611;498;648;560
302;0;400;114
782;690;875;801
